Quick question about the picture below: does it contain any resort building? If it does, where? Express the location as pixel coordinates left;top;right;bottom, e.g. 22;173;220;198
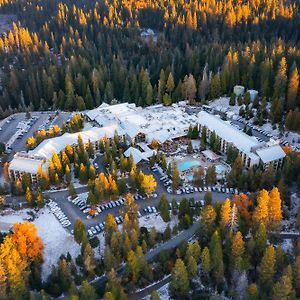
9;124;126;182
197;111;286;168
8;153;48;183
85;102;198;145
9;102;286;181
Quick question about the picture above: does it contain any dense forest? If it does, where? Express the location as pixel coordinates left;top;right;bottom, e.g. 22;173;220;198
0;0;299;127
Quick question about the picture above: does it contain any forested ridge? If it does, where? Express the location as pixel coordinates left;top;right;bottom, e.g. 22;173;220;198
0;0;299;127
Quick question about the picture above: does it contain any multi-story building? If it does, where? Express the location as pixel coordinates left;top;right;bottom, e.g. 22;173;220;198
198;111;286;168
9;124;126;182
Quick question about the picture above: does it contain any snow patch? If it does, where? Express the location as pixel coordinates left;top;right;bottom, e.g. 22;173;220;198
33;208;80;280
0;208;31;232
139;214;178;233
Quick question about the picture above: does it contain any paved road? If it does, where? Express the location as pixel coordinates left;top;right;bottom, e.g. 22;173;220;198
129;275;171;300
91;221;199;292
5;182;230;232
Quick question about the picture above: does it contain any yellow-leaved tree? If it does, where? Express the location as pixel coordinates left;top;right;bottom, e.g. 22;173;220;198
0;222;43;299
141;174;157;195
220;198;231;229
268;187;282;230
253;189;269;227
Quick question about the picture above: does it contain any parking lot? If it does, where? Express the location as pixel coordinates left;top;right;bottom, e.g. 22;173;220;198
0;111;71;160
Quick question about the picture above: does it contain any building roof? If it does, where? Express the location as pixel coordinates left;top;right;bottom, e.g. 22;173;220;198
198;111;260;161
30;124;124;160
256;145;286;164
9;153;48;174
124;147;149;164
202;150;220;161
85;102;199;143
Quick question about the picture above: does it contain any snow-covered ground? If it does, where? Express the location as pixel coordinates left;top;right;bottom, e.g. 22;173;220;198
208;97;241;115
0;207;80;280
142;283;170;300
139;214;178;233
34;208;80;280
281;239;294;253
0;208;31;231
93;232;105;258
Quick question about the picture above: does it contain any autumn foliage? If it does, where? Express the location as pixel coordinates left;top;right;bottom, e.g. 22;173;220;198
0;222;43;298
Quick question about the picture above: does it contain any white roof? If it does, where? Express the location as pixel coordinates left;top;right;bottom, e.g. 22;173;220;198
202;150;220;161
124;147;149;164
30;124;123;160
256;145;286;164
198;111;260;160
85;103;198;143
9;154;48;174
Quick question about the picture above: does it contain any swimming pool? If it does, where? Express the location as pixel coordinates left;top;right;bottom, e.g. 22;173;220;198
178;159;201;172
215;164;226;174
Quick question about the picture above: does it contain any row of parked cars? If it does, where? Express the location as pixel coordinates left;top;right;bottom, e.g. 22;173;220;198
48;200;71;227
177;186;239;195
69;194;126;217
87;215;125;238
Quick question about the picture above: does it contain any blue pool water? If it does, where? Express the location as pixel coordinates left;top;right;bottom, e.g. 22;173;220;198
215;164;226;174
178;159;201;172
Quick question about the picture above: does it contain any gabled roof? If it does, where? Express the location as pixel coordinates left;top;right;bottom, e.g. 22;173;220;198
124;147;148;164
256;145;286;164
30;124;123;160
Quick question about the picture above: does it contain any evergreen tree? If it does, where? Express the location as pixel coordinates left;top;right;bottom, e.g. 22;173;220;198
259;245;276;292
209;231;224;286
169;259;190;298
158;193;170;222
79;281;97;300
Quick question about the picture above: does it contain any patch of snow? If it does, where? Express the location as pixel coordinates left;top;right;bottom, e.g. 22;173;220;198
139;214;178;233
281;239;294;253
0;207;81;280
93;232;105;258
0;208;31;232
33;208;80;280
209;97;241;115
142;282;170;300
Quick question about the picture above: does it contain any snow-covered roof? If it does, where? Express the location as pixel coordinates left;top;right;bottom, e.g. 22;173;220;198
85;102;198;143
198;111;260;161
30;124;124;160
256;145;286;164
124;147;149;164
9;153;48;174
202;150;220;161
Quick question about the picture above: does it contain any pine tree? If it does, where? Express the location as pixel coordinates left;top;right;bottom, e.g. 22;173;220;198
25;187;33;206
126;250;139;284
287;66;299;110
259;245;276;291
254;223;267;261
231;231;244;269
187;255;198;278
150;290;160;300
186;241;201;263
171;161;180;191
169;259;190;298
83;243;96;276
273;273;294;300
36;189;44;208
201;246;211;275
209;231;224;286
293;256;300;295
248;283;259;300
79;281;97;300
158;193;170;222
